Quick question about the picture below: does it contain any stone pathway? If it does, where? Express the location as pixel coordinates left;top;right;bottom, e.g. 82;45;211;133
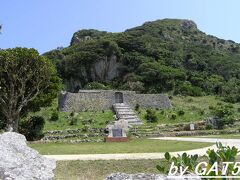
44;137;240;161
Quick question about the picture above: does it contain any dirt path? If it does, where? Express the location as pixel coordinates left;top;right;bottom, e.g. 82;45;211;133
43;137;240;161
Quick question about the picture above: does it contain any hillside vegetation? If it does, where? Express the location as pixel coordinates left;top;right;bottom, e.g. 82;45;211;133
44;19;240;103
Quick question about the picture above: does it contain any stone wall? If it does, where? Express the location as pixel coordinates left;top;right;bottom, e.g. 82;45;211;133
59;90;171;112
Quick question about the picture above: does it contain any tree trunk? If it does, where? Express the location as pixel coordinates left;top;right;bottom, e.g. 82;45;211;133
5;114;19;132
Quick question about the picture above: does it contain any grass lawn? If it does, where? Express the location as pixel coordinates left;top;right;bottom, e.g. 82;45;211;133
27;99;114;131
54;153;240;180
139;95;240;125
29;139;212;155
54;159;164;180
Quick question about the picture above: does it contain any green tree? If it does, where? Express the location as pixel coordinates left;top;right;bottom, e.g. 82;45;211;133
0;48;60;132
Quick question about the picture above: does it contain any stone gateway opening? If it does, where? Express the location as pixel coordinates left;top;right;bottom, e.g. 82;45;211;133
115;92;123;103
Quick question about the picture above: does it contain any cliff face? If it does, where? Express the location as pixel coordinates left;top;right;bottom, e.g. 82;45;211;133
64;55;120;92
44;19;240;102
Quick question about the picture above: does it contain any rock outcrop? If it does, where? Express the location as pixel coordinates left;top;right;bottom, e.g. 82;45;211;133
0;132;56;180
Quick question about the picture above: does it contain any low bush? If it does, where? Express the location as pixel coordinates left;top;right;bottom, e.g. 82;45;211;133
135;103;140;111
160;110;165;115
211;104;235;129
19;116;45;141
177;110;185;116
82;119;94;125
170;113;177;120
145;109;158;123
82;125;90;132
157;142;239;177
205;123;213;130
49;110;59;121
69;117;78;125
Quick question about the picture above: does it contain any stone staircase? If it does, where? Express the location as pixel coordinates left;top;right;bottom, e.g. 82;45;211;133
113;103;143;125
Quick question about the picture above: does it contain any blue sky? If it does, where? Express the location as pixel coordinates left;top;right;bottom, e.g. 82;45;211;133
0;0;239;54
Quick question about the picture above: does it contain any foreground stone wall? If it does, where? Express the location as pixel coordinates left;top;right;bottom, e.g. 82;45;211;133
59;90;171;112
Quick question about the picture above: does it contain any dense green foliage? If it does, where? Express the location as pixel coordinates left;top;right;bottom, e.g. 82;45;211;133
157;142;240;177
45;19;240;102
211;104;235;129
19;116;45;141
0;48;60;131
145;109;158;123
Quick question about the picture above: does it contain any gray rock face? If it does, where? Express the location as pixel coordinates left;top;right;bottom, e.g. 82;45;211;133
0;132;56;180
90;55;120;82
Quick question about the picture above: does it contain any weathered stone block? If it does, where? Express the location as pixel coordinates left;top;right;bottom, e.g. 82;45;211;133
0;132;56;180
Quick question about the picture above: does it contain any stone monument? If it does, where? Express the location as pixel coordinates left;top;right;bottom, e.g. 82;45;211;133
190;123;195;131
105;119;129;142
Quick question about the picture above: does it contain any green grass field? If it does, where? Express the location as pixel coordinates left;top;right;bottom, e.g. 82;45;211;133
27;100;114;131
55;159;164;180
54;155;240;180
139;95;240;125
29;139;212;155
27;95;240;131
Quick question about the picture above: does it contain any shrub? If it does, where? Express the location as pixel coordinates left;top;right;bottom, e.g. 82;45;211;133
177;110;185;116
175;81;202;96
187;98;193;102
84;81;109;90
82;125;90;132
205;123;213;130
199;109;205;115
157;152;198;173
19;116;45;141
209;105;214;110
170;113;177;120
217;117;235;129
69;117;78;125
157;142;239;177
82;119;94;125
135;103;140;111
49;111;59;121
145;109;158;123
211;104;235;129
160;110;165;115
70;111;75;117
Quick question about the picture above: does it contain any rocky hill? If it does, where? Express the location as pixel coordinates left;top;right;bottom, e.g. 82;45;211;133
44;19;240;103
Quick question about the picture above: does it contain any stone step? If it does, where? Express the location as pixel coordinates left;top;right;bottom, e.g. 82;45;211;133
114;105;130;107
114;107;131;111
125;119;142;123
118;115;138;118
113;103;142;125
122;116;140;120
117;112;135;116
127;121;143;125
117;111;135;114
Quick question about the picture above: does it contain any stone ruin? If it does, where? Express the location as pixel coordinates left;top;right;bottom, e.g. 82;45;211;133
59;90;172;126
59;90;172;112
0;132;56;180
